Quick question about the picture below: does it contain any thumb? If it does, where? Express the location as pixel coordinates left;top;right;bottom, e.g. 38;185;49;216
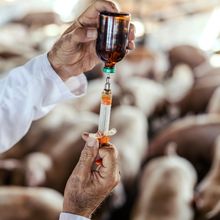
99;144;119;178
71;27;97;43
77;137;99;177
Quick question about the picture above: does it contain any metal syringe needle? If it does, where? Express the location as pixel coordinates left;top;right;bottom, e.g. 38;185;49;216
104;75;111;91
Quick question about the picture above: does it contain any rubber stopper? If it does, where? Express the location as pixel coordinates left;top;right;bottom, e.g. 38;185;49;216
103;66;116;74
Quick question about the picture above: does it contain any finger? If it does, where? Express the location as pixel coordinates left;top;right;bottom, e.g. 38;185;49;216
98;144;119;178
81;132;89;141
76;137;99;178
128;23;135;41
127;41;135;50
78;0;119;26
69;27;98;43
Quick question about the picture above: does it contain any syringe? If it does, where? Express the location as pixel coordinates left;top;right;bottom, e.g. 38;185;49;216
98;75;112;144
94;75;116;166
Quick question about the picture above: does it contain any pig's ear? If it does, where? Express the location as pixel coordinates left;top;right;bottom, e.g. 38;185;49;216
165;142;177;156
206;201;220;219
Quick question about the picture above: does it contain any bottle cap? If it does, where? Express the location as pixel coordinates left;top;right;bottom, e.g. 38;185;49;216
103;66;116;74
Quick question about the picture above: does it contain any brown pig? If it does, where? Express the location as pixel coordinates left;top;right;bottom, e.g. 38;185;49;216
0;186;62;220
131;153;197;220
148;115;220;181
176;72;220;115
168;45;207;74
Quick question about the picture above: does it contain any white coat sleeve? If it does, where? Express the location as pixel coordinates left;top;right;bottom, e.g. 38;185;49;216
59;213;90;220
0;53;87;153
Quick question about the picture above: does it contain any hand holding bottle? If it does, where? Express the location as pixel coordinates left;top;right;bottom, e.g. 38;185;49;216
48;0;135;81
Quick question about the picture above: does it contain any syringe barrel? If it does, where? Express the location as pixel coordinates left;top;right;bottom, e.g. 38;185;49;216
98;90;112;134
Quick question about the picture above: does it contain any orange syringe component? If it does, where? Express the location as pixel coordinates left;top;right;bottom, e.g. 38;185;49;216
95;135;111;166
98;135;110;145
101;92;112;105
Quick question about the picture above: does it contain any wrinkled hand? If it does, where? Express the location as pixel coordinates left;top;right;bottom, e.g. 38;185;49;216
48;0;135;81
63;133;120;218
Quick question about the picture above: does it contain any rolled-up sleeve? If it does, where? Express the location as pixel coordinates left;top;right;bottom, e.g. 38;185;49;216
0;53;87;152
59;213;90;220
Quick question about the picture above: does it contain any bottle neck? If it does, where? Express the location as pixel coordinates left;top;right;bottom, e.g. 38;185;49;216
103;65;116;74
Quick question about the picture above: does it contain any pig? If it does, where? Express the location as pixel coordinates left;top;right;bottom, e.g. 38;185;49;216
148;115;220;181
147;64;194;136
165;64;194;104
176;72;220;115
131;152;197;220
168;45;207;74
0;186;62;220
153;67;220;125
196;136;220;219
111;105;148;187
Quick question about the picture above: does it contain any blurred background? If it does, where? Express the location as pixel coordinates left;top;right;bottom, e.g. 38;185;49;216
1;0;220;220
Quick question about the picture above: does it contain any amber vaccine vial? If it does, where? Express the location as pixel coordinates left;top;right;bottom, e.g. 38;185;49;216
96;11;131;74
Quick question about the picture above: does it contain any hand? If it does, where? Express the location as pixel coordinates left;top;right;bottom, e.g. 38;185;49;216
63;133;120;218
48;0;135;81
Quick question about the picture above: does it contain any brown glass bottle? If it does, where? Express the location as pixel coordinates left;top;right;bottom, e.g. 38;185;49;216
96;11;131;74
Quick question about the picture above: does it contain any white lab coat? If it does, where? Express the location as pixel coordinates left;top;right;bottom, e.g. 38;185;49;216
0;53;89;220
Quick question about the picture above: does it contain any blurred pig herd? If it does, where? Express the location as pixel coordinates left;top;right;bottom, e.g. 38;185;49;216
1;11;220;220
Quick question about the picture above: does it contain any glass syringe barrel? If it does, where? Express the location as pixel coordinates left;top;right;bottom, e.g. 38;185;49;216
98;89;112;135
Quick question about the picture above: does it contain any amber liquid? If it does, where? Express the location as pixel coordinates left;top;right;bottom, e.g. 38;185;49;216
96;12;130;68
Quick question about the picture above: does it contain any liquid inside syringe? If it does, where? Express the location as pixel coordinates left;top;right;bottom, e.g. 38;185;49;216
98;76;112;135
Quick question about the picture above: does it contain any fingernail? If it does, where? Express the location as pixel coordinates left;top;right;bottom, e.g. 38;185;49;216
87;137;97;147
81;132;89;141
87;29;97;39
83;132;89;136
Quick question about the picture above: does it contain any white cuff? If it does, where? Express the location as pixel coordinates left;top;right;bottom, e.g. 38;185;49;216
65;74;87;97
59;212;90;220
41;53;88;100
